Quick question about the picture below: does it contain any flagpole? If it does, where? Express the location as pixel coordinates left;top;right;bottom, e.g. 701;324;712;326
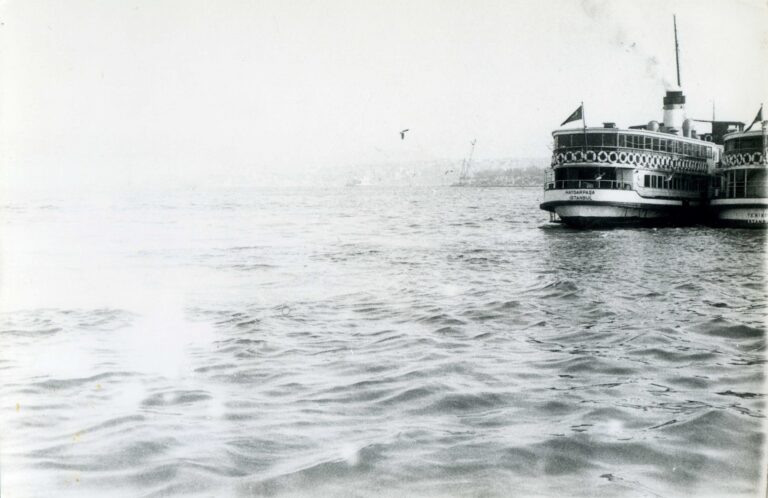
762;103;767;166
746;103;763;132
582;101;588;158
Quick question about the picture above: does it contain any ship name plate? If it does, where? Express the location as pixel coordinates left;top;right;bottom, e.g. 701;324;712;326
565;189;595;201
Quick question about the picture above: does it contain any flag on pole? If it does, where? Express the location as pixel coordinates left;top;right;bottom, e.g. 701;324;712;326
744;105;763;132
561;105;584;126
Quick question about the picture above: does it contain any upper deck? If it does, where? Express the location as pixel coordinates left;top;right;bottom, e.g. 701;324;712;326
551;127;720;174
720;129;766;169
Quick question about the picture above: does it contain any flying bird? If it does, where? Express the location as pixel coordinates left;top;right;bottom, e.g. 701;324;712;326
444;169;454;175
400;129;409;140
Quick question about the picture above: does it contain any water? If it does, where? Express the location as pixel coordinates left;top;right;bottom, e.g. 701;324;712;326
1;186;765;497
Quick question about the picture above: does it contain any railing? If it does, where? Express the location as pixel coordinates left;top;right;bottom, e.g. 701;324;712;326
720;151;765;168
544;180;634;191
554;145;709;160
551;147;708;173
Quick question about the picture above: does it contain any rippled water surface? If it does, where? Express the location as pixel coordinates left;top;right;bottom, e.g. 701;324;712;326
1;187;766;497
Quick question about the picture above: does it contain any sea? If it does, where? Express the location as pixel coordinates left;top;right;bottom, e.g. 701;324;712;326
1;186;765;497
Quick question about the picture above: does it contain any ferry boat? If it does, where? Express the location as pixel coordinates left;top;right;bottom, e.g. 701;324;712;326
539;88;721;228
540;17;724;228
710;119;768;227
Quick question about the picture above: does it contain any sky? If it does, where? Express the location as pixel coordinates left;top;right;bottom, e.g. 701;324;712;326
1;0;766;191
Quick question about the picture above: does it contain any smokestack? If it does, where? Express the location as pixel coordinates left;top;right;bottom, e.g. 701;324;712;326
663;88;686;134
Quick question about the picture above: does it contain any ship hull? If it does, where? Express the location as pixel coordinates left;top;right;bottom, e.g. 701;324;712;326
540;189;702;228
709;199;768;228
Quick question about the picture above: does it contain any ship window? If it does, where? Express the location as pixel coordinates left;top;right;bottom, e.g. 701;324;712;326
741;137;761;150
603;134;617;146
644;136;653;149
659;139;667;152
652;138;659;151
587;133;602;146
644;175;650;187
571;134;584;147
619;135;626;147
706;147;712;158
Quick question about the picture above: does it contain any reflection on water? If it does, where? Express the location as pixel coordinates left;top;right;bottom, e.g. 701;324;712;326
1;187;765;497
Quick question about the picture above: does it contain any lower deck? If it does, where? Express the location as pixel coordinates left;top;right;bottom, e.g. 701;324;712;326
546;165;708;200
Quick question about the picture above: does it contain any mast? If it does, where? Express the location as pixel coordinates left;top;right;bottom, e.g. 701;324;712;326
673;15;681;87
663;16;685;134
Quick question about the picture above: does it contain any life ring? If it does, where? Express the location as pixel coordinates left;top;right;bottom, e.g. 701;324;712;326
741;153;749;165
586;150;597;162
566;152;575;162
557;153;565;164
597;151;608;162
574;150;583;162
618;151;628;163
608;151;618;163
754;152;763;164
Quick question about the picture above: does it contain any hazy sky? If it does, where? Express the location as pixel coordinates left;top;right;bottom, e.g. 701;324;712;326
1;0;766;190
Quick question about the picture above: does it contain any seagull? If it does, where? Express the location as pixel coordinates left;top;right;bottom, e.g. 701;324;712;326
595;173;604;181
400;129;409;140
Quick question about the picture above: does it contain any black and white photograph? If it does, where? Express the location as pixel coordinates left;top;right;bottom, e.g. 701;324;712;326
1;0;766;496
